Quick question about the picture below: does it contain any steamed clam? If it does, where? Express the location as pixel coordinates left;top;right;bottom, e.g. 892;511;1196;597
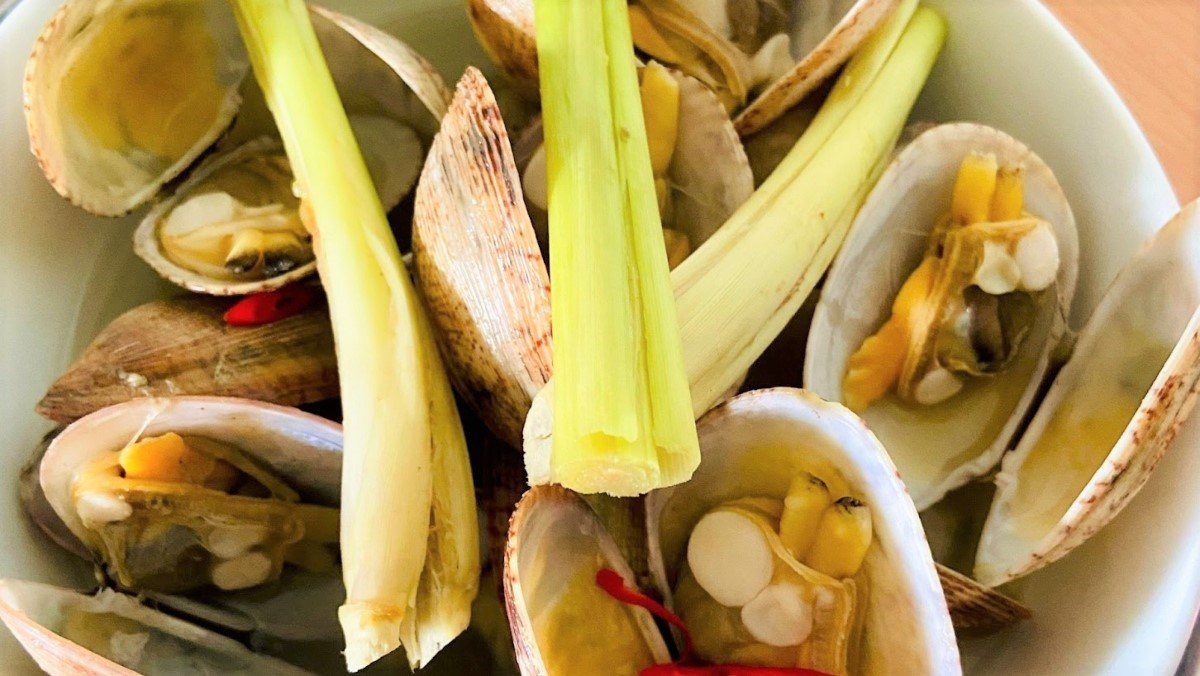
520;62;754;263
506;389;960;675
805;123;1080;509
0;579;308;675
25;0;450;295
134;121;420;295
974;199;1200;586
35;397;341;596
467;0;900;136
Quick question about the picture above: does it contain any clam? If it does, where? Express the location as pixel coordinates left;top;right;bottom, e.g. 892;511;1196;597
133;124;419;295
519;64;755;259
805;123;1080;509
504;485;673;674
26;2;450;295
413;68;553;450
23;0;247;216
506;388;961;675
36;297;337;425
34;396;341;599
974;199;1200;586
0;579;308;675
467;0;900;137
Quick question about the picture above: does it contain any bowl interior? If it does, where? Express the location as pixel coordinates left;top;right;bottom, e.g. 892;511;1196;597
0;0;1186;673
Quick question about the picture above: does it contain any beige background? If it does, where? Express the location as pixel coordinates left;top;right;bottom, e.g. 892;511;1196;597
1044;0;1200;202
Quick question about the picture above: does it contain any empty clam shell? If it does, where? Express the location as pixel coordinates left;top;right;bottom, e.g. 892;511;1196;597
805;123;1080;510
975;199;1200;587
503;485;672;675
466;0;899;137
0;579;308;675
645;388;960;673
24;0;247;216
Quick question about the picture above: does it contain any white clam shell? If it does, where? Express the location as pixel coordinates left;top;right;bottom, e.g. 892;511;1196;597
804;123;1079;509
645;388;960;674
131;5;449;296
39;396;342;549
132;137;318;296
502;485;672;675
975;199;1200;587
0;579;308;675
23;0;247;216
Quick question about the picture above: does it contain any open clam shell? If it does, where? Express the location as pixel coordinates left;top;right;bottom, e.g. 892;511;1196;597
467;0;898;137
520;67;755;253
974;200;1200;587
23;0;247;217
129;6;448;295
645;388;960;673
0;579;308;675
22;0;248;217
38;396;341;581
805;123;1080;510
503;485;672;675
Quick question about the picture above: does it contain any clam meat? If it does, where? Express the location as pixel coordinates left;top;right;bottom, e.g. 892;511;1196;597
806;123;1079;509
38;397;341;595
506;388;960;675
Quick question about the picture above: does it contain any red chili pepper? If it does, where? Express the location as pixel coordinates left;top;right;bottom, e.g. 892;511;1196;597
595;568;695;662
224;285;317;327
594;568;831;676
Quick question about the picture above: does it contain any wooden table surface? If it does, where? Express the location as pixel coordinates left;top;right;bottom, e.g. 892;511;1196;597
1044;0;1200;202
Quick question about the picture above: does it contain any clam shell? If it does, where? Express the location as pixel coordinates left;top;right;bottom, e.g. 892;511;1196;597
733;0;900;136
465;0;539;100
503;485;672;675
133;6;449;296
645;388;960;673
974;200;1200;587
805;123;1080;510
413;68;553;450
465;0;898;137
0;579;308;675
40;396;342;547
23;0;247;216
36;297;336;425
132;138;319;296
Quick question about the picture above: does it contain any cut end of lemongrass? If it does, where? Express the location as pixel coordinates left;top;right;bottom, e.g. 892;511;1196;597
339;602;405;673
539;0;699;497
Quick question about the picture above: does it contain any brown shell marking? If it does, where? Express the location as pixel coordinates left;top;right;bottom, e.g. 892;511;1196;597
466;0;540;99
36;297;336;424
413;68;552;449
1011;319;1200;579
936;565;1030;631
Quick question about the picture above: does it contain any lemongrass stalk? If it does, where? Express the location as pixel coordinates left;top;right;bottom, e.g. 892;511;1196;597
525;6;946;481
537;0;699;496
676;6;947;413
226;1;476;670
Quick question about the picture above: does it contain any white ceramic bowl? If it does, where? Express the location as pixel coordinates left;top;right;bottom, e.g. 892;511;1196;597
0;0;1189;674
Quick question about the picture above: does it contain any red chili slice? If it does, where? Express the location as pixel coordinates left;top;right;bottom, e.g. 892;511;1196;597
224;285;317;327
594;568;831;676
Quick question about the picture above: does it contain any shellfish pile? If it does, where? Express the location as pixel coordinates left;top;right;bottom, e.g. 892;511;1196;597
5;0;1198;674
